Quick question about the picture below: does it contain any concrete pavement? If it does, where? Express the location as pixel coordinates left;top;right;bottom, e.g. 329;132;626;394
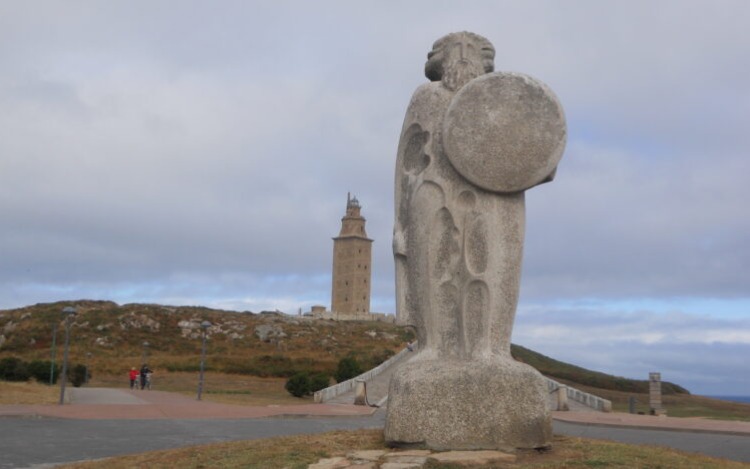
2;387;750;466
0;387;376;420
2;387;750;435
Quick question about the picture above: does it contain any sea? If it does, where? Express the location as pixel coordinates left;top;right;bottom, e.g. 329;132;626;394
704;395;750;404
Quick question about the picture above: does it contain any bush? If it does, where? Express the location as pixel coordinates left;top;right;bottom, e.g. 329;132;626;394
70;364;89;387
0;357;30;382
285;371;330;397
27;360;58;384
334;356;363;383
285;372;311;398
309;373;330;393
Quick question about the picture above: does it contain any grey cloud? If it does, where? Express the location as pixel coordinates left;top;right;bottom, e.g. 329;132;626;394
0;2;748;398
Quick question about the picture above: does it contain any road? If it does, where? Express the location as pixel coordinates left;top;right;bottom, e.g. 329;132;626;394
2;412;750;468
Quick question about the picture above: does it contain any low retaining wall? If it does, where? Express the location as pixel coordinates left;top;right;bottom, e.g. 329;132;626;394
545;377;612;412
314;347;412;403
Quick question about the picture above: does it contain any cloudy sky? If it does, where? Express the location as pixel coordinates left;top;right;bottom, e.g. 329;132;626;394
1;1;748;395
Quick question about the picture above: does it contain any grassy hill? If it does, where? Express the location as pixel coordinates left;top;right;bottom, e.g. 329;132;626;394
511;344;690;395
1;300;688;396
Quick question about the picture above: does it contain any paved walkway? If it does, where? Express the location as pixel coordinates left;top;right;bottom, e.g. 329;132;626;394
554;410;750;436
2;387;749;437
3;389;750;466
0;387;376;420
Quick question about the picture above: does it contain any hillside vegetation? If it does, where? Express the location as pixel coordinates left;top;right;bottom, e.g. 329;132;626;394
1;300;689;396
0;300;410;379
511;344;690;395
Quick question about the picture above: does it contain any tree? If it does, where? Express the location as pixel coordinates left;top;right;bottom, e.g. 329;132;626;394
285;372;311;398
70;364;89;387
0;357;30;382
27;360;58;384
334;356;363;383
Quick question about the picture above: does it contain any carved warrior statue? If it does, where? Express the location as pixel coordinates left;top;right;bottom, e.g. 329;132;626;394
386;32;566;450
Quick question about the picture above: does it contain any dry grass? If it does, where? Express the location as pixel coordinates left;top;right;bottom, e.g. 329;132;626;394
89;371;313;405
61;430;749;469
0;380;59;405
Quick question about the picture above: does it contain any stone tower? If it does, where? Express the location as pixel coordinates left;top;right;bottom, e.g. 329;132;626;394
331;193;373;316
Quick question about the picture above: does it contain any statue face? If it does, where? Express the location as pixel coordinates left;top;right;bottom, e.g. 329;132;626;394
424;32;495;89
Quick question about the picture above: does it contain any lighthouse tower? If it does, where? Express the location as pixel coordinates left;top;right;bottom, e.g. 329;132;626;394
331;193;373;317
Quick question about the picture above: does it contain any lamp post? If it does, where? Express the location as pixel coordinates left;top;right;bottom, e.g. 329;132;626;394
142;341;150;366
58;306;76;405
85;352;92;385
49;322;59;385
196;320;211;401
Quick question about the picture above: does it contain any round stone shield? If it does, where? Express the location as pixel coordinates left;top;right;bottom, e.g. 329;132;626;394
442;72;566;193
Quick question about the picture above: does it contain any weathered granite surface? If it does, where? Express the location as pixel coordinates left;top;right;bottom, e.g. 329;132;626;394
387;31;566;450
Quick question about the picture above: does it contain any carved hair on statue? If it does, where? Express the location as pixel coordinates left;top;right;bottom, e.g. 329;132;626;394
424;31;495;91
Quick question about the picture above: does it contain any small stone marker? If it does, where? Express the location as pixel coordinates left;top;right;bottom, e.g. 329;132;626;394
649;372;666;416
353;380;368;406
557;384;569;411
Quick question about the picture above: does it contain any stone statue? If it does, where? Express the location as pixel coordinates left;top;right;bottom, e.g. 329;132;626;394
386;32;566;450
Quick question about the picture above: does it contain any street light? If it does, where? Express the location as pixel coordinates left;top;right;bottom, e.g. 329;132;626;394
142;341;150;366
196;320;211;401
58;306;76;405
85;352;92;385
49;321;59;385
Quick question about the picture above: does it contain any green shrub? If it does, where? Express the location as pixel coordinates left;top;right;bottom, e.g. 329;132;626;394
309;373;330;393
70;364;89;387
27;360;58;384
334;356;362;383
285;372;311;397
0;357;30;382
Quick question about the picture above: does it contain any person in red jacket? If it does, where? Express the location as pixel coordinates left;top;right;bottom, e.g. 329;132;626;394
129;367;138;390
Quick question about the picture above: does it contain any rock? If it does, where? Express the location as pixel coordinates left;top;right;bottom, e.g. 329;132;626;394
382;451;429;467
428;450;516;465
387;451;431;457
365;330;377;338
119;313;160;332
307;456;350;468
347;450;387;462
3;321;16;334
254;324;285;342
380;463;424;469
95;337;112;347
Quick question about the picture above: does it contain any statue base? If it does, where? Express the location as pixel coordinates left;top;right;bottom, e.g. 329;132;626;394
384;357;551;451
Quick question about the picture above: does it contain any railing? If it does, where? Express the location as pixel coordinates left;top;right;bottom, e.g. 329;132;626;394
314;346;412;403
545;377;612;412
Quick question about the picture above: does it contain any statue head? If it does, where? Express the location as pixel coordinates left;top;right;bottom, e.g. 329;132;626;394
425;32;495;91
